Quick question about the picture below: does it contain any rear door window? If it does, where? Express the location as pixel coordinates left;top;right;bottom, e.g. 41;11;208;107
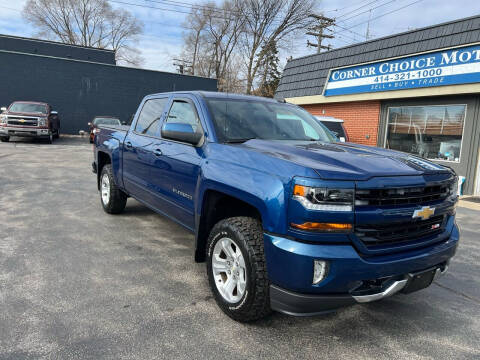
135;97;169;137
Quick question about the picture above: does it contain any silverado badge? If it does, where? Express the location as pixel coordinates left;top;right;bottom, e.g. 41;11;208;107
413;206;435;220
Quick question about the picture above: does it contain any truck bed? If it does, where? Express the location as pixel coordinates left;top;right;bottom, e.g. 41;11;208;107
98;124;130;132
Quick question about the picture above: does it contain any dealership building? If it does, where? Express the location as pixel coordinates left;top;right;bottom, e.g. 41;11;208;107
276;15;480;196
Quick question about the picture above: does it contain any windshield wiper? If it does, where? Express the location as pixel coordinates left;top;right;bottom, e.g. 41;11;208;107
224;137;259;144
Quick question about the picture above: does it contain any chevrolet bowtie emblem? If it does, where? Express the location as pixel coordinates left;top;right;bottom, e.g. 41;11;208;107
19;119;26;122
413;206;435;220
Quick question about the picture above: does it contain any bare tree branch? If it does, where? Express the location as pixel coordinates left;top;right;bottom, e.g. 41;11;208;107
23;0;144;66
180;0;315;93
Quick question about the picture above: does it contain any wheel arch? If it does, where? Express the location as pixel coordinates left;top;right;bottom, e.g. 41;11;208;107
194;188;266;263
97;151;112;190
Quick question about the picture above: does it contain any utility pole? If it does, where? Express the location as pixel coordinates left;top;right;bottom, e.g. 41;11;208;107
173;58;193;75
307;14;335;54
365;9;372;40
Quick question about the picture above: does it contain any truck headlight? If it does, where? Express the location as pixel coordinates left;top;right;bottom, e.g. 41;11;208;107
38;118;47;126
293;185;354;212
0;115;7;124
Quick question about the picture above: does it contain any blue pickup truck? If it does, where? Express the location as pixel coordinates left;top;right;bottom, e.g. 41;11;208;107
93;91;459;322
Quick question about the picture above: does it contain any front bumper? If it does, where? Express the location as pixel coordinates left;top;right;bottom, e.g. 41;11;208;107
0;126;50;137
265;221;459;315
270;264;449;316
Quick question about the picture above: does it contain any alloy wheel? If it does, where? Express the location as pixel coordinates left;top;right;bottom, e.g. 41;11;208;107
212;237;247;303
101;173;110;205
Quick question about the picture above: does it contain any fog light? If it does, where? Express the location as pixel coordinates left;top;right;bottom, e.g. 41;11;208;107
313;260;329;284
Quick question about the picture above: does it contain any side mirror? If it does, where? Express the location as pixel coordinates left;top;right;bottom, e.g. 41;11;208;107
1;107;6;112
88;122;92;126
161;123;202;146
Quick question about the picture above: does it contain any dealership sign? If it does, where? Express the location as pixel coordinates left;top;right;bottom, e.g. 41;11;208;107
324;44;480;96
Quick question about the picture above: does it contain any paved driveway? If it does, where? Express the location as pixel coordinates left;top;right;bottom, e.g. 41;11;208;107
0;137;479;359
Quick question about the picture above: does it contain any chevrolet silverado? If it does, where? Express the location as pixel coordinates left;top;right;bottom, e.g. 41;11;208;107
0;101;60;143
92;91;459;322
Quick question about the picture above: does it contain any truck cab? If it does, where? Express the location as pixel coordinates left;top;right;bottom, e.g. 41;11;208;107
92;91;459;322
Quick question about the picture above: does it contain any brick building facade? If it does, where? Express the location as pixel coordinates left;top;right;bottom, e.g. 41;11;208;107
303;101;381;146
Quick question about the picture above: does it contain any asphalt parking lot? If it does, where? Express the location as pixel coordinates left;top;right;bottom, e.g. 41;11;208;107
1;137;479;360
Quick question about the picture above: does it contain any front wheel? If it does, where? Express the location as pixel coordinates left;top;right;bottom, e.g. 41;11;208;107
0;136;9;142
100;164;127;214
207;217;271;322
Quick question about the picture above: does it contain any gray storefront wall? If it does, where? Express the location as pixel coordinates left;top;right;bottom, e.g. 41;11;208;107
377;95;480;195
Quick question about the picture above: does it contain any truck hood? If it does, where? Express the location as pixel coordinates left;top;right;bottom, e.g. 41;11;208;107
238;140;450;181
4;111;47;117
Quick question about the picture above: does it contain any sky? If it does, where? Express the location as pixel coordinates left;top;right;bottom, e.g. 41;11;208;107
0;0;479;74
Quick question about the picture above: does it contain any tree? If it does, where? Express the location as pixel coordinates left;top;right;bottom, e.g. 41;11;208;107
180;0;315;94
241;0;316;94
180;0;246;92
23;0;143;66
254;40;281;98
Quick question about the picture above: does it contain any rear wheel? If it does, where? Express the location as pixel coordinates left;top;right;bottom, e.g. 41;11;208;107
207;217;271;322
100;164;127;214
0;136;9;142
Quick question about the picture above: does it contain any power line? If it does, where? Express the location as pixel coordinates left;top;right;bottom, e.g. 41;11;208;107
337;0;428;33
107;0;235;21
333;23;365;39
322;0;378;14
141;0;236;17
0;4;21;12
335;0;379;19
338;0;398;23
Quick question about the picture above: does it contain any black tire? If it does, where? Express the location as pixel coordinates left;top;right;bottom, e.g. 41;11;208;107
207;217;271;322
100;164;127;214
0;136;9;142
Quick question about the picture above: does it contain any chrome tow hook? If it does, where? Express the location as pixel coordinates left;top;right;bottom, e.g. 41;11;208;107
352;279;408;303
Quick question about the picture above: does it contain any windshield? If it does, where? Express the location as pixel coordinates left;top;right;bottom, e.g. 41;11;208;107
93;117;121;126
9;102;47;114
206;99;335;143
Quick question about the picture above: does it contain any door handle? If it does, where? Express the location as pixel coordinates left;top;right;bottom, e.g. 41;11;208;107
153;148;163;156
125;141;133;149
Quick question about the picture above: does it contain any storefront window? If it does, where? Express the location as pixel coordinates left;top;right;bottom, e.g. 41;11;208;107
385;105;466;163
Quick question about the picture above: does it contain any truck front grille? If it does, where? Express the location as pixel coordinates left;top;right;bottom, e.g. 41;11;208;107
355;182;451;207
7;117;38;127
355;215;446;248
